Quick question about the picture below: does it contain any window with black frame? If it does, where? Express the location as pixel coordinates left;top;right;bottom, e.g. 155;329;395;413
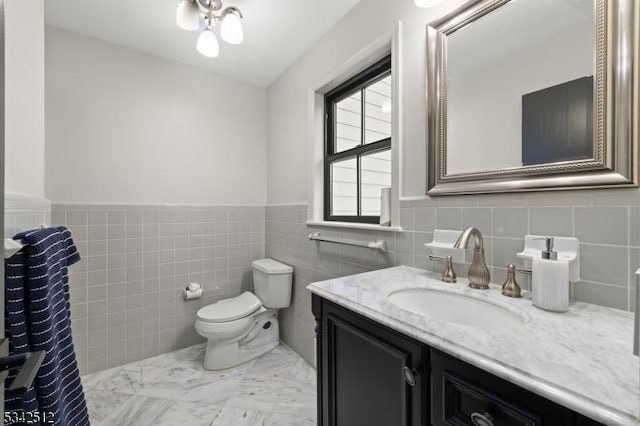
324;55;392;223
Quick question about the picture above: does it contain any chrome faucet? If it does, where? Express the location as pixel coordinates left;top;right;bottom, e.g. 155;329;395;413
454;227;491;289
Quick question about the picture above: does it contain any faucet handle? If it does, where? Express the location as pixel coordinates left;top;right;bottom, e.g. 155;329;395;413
502;264;532;298
429;255;457;283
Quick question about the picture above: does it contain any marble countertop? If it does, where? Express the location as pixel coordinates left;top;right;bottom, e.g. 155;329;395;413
307;266;640;426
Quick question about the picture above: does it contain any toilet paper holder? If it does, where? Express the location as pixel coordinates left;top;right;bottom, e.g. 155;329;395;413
184;282;203;301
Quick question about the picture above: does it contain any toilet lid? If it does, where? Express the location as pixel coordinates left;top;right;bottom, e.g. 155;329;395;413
197;292;262;323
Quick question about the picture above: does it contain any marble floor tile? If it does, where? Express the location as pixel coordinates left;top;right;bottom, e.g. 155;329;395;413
100;395;173;426
245;345;303;381
81;342;317;425
84;389;133;424
134;362;219;401
153;400;223;426
290;356;317;383
211;406;269;426
224;376;287;411
265;412;316;426
82;363;156;395
274;377;317;418
181;369;244;405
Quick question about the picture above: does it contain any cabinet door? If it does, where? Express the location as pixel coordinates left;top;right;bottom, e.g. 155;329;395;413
317;298;427;426
330;316;409;425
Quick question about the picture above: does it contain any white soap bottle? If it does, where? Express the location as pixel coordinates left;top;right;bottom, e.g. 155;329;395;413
531;237;570;312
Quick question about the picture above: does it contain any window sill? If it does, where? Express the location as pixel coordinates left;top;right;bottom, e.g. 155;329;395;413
306;221;402;232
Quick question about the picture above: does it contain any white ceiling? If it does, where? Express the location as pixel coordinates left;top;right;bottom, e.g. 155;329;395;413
45;0;360;87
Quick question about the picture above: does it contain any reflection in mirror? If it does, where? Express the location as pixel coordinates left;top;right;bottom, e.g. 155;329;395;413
446;0;595;175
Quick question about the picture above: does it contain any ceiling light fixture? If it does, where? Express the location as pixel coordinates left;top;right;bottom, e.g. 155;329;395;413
197;27;220;57
176;0;244;58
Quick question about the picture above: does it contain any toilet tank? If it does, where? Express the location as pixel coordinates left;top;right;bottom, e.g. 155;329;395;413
252;258;293;309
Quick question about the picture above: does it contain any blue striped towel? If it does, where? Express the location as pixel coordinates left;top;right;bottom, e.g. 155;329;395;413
5;227;89;426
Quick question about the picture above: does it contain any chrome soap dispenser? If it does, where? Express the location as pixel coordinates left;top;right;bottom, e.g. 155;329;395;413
531;237;570;312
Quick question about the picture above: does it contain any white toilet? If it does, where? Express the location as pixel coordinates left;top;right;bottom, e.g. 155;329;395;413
194;258;293;370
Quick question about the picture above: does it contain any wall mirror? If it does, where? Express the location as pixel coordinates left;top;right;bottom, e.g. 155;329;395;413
426;0;639;195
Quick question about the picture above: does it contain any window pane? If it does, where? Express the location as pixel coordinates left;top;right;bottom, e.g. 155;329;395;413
331;157;357;216
360;149;392;216
335;92;361;153
364;76;392;144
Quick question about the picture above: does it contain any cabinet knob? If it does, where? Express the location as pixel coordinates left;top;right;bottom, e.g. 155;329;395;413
470;412;494;426
401;366;416;387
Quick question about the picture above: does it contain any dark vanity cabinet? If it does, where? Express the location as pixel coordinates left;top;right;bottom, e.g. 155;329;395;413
431;350;576;426
312;295;428;426
312;295;602;426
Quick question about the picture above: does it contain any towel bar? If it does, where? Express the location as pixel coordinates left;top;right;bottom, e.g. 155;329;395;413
308;232;386;252
0;339;46;397
4;224;49;259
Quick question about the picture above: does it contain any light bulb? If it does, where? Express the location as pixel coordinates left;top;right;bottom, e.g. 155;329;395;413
197;29;219;57
176;0;200;31
220;12;243;45
414;0;444;8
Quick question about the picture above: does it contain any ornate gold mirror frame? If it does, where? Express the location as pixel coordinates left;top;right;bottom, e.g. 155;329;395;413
426;0;639;195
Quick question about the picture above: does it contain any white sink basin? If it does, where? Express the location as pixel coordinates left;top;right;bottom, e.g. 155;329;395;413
387;288;530;330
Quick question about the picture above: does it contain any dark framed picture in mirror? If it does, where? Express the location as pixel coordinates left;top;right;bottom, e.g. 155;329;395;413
521;76;594;166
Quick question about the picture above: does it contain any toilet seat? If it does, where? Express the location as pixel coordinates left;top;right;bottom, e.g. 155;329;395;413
197;291;262;323
194;258;292;370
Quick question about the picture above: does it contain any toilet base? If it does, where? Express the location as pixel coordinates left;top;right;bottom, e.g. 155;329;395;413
203;315;280;370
